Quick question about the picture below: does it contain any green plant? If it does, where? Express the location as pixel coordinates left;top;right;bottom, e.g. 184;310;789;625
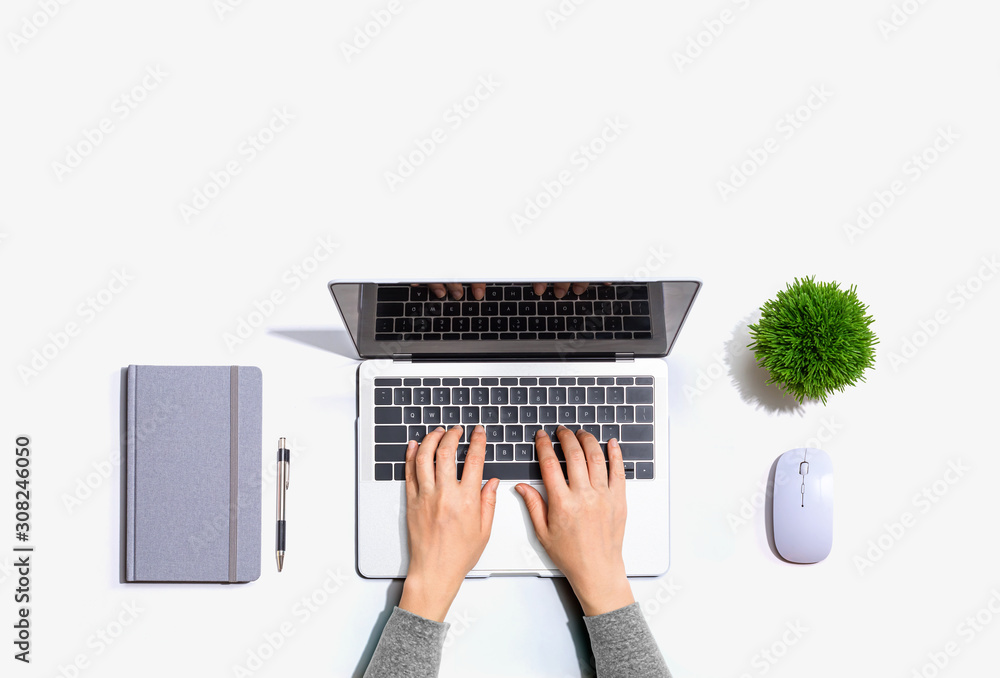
747;276;878;404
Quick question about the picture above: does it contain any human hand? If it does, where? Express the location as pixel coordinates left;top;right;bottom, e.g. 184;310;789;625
531;282;590;299
398;425;500;622
515;427;634;616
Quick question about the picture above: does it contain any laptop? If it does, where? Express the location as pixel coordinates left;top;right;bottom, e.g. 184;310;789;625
329;279;701;578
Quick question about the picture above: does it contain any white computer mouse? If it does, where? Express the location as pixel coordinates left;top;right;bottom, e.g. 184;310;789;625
771;448;833;563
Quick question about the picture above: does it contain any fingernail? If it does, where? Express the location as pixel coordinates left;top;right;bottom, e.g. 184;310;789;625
434;288;446;298
474;424;484;433
609;438;618;447
407;440;416;449
556;424;566;431
435;426;445;432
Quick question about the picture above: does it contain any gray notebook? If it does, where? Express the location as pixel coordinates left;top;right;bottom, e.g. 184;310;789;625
125;365;262;583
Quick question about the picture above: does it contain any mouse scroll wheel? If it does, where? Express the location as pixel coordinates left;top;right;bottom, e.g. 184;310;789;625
799;461;810;475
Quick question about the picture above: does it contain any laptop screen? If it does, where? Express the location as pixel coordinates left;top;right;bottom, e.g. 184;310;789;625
329;280;700;359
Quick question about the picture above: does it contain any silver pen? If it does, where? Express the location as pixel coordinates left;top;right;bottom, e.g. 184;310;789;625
276;438;290;572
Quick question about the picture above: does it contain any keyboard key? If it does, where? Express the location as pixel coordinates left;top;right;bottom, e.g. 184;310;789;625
393;389;412;406
500;406;519;423
424;379;441;387
568;387;586;403
485;286;503;301
376;302;404;316
537;302;555;315
482;378;499;386
472;388;490;404
635;376;654;385
504;287;522;300
635;406;654;423
433;318;451;333
453;317;470;332
515;444;533;461
558;406;576;423
636;462;654;479
496;444;514;461
403;407;421;424
374;463;393;481
549;387;567;404
375;426;407;443
413;318;432;332
616;377;634;385
462;407;479;424
598;286;616;299
578;406;596;423
410;287;428;301
607;387;625;403
616;406;634;423
583;424;601;438
481;406;499;424
376;318;394;332
432;388;450;405
524;424;542;440
566;316;584;331
626;387;654;404
481;302;498;316
491;388;509;404
375;407;402;424
520;406;538;423
529;388;547;404
621;424;653;442
375;388;393;405
602;424;620;442
624;317;651;332
456;443;470;461
375;378;402;386
620;443;653;460
539;377;557;385
378;286;409;301
586;387;605;404
375;444;407;462
443;302;461;316
425;302;442;316
443;407;461;424
520;377;537;386
490;317;508;332
509;387;528;404
403;378;421;386
443;378;460;386
394;463;405;481
458;462;543;482
424;407;441;425
453;388;470;405
604;317;622;332
413;388;431;405
632;301;650;315
408;425;427;443
486;425;504;442
539;406;557;423
597;406;615;423
502;425;521;442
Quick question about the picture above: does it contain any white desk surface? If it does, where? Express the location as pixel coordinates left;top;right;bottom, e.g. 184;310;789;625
3;2;999;676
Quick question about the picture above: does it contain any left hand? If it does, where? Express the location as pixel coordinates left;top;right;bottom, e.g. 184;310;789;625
398;425;499;622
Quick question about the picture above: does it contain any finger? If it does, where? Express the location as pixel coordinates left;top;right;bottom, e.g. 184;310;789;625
435;425;463;485
445;283;464;299
428;284;448;298
416;426;445;489
557;425;590;488
578;429;608;488
480;477;500;535
462;424;487;489
553;282;571;298
571;282;589;295
607;438;627;499
404;439;418;499
471;283;486;300
533;283;547;295
534;429;567;495
514;483;549;542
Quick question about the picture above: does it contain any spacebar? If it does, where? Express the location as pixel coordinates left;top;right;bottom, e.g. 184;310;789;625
457;462;543;481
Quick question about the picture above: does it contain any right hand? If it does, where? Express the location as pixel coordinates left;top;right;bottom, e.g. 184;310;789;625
515;427;635;616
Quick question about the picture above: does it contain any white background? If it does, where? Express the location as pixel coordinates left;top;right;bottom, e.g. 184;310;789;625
2;1;999;676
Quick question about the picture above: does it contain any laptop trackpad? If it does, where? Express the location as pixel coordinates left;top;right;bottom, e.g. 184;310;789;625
470;483;561;577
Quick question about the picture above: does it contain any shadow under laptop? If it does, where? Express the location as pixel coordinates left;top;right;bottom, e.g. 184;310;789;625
268;328;359;359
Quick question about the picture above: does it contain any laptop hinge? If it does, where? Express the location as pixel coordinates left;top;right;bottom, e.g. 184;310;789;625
615;352;634;362
393;354;413;363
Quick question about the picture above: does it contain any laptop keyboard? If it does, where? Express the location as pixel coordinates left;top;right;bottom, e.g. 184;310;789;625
373;283;653;342
371;375;655;482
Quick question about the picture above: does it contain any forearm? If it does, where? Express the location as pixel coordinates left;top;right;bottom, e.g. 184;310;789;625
585;602;671;678
363;607;449;678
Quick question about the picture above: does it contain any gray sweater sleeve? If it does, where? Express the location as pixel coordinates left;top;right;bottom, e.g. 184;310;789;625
584;602;672;678
363;602;669;678
363;607;449;678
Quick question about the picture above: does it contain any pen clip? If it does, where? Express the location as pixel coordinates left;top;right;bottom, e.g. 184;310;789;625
284;460;290;490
